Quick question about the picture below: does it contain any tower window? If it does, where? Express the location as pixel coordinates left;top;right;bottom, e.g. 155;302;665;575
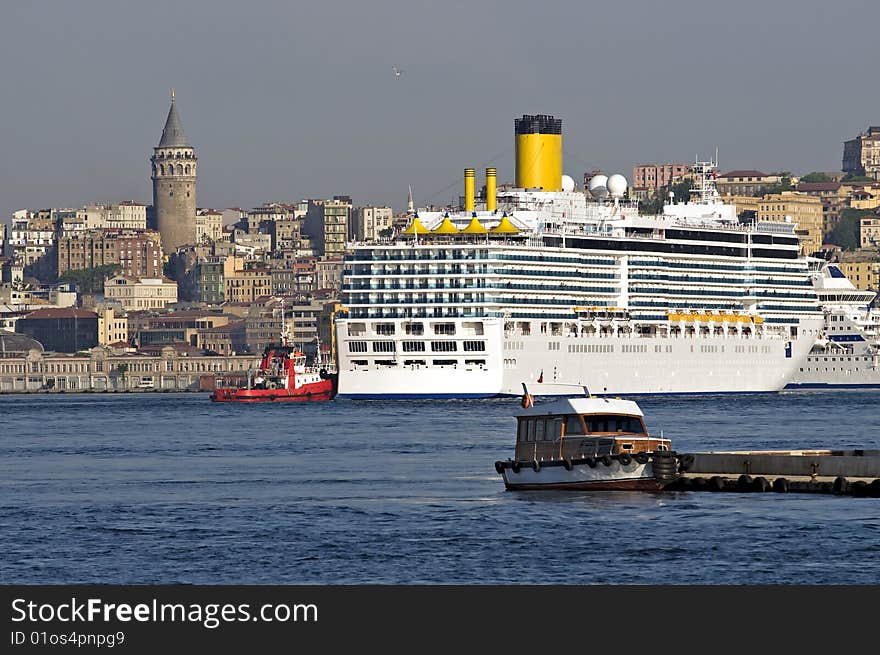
170;191;174;197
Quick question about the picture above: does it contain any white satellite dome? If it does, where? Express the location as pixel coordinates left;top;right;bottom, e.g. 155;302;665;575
561;174;575;192
606;174;628;198
588;174;609;199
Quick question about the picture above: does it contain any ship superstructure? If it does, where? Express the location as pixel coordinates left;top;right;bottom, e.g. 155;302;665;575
786;262;880;388
336;114;824;398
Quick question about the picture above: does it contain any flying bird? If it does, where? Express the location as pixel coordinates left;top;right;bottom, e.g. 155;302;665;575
392;66;403;80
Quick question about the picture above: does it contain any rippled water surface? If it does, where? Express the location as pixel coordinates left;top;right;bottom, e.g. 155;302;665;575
1;391;878;584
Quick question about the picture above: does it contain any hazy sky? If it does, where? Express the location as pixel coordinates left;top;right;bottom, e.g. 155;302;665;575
2;0;878;225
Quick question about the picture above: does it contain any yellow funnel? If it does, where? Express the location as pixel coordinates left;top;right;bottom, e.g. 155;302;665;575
464;168;475;212
486;167;497;212
515;114;562;191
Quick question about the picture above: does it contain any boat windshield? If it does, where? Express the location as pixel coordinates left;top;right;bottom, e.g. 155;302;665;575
583;414;644;434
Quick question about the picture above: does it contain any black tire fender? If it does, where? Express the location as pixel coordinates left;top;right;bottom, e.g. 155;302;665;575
601;455;613;467
586;457;597;468
619;453;632;466
511;461;521;474
494;461;505;475
635;452;649;465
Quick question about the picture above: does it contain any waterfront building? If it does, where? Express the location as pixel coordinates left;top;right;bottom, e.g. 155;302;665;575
195;208;223;243
843;126;880;181
757;191;824;256
16;307;98;353
150;91;198;253
837;256;880;292
304;197;352;256
57;229;162;278
315;256;344;292
715;170;783;197
10;210;57;282
860;216;880;248
97;307;128;345
0;335;261;393
131;310;232;348
224;267;272;304
631;163;691;197
352;206;394;242
196;320;248;355
104;275;178;310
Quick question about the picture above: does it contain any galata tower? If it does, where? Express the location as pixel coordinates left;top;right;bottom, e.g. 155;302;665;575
150;90;197;253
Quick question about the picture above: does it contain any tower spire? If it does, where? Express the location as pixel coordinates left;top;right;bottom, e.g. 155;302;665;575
158;91;188;147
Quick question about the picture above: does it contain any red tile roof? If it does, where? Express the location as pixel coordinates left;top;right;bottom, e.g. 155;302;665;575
719;170;768;178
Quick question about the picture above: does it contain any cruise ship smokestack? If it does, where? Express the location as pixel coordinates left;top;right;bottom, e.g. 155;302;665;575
515;114;562;191
486;167;497;212
464;168;475;212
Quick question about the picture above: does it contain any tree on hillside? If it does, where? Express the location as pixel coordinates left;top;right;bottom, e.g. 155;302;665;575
800;172;833;184
825;208;870;250
842;173;874;183
58;264;120;295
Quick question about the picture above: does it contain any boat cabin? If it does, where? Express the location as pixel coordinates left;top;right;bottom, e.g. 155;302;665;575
514;396;671;463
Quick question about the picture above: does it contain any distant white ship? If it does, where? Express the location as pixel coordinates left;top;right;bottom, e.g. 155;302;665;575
786;262;880;389
335;114;824;398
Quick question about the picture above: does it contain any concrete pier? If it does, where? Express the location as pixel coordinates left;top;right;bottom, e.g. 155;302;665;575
665;450;880;497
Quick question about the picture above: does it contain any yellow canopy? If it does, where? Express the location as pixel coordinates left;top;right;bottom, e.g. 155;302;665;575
431;216;460;234
490;214;521;234
460;215;488;234
401;217;430;235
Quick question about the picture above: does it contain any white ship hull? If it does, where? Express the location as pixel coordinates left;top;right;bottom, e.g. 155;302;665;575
336;317;822;398
786;348;880;389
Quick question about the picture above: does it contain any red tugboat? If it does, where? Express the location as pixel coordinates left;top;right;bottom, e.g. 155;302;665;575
210;332;336;403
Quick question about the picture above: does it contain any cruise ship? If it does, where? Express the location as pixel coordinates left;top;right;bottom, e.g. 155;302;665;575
786;261;880;389
336;114;825;398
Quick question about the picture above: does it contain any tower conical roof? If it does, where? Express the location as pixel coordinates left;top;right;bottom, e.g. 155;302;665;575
158;92;189;147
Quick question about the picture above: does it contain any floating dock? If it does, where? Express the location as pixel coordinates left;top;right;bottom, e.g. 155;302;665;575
666;449;880;497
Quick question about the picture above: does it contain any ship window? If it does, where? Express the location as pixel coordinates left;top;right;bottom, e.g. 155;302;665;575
463;340;485;351
431;341;457;352
404;322;424;335
535;420;546;441
549;418;563;440
518;419;528;442
527;420;537;442
464;359;485;365
565;415;586;435
348;341;367;352
402;341;425;352
372;341;395;352
404;359;426;366
433;323;455;335
375;323;395;335
347;323;367;336
432;359;457;366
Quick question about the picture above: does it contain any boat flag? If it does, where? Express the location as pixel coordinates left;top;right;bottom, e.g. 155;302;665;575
537;369;543;383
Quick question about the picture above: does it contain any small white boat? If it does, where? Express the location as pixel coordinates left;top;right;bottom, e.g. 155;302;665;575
495;384;677;491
